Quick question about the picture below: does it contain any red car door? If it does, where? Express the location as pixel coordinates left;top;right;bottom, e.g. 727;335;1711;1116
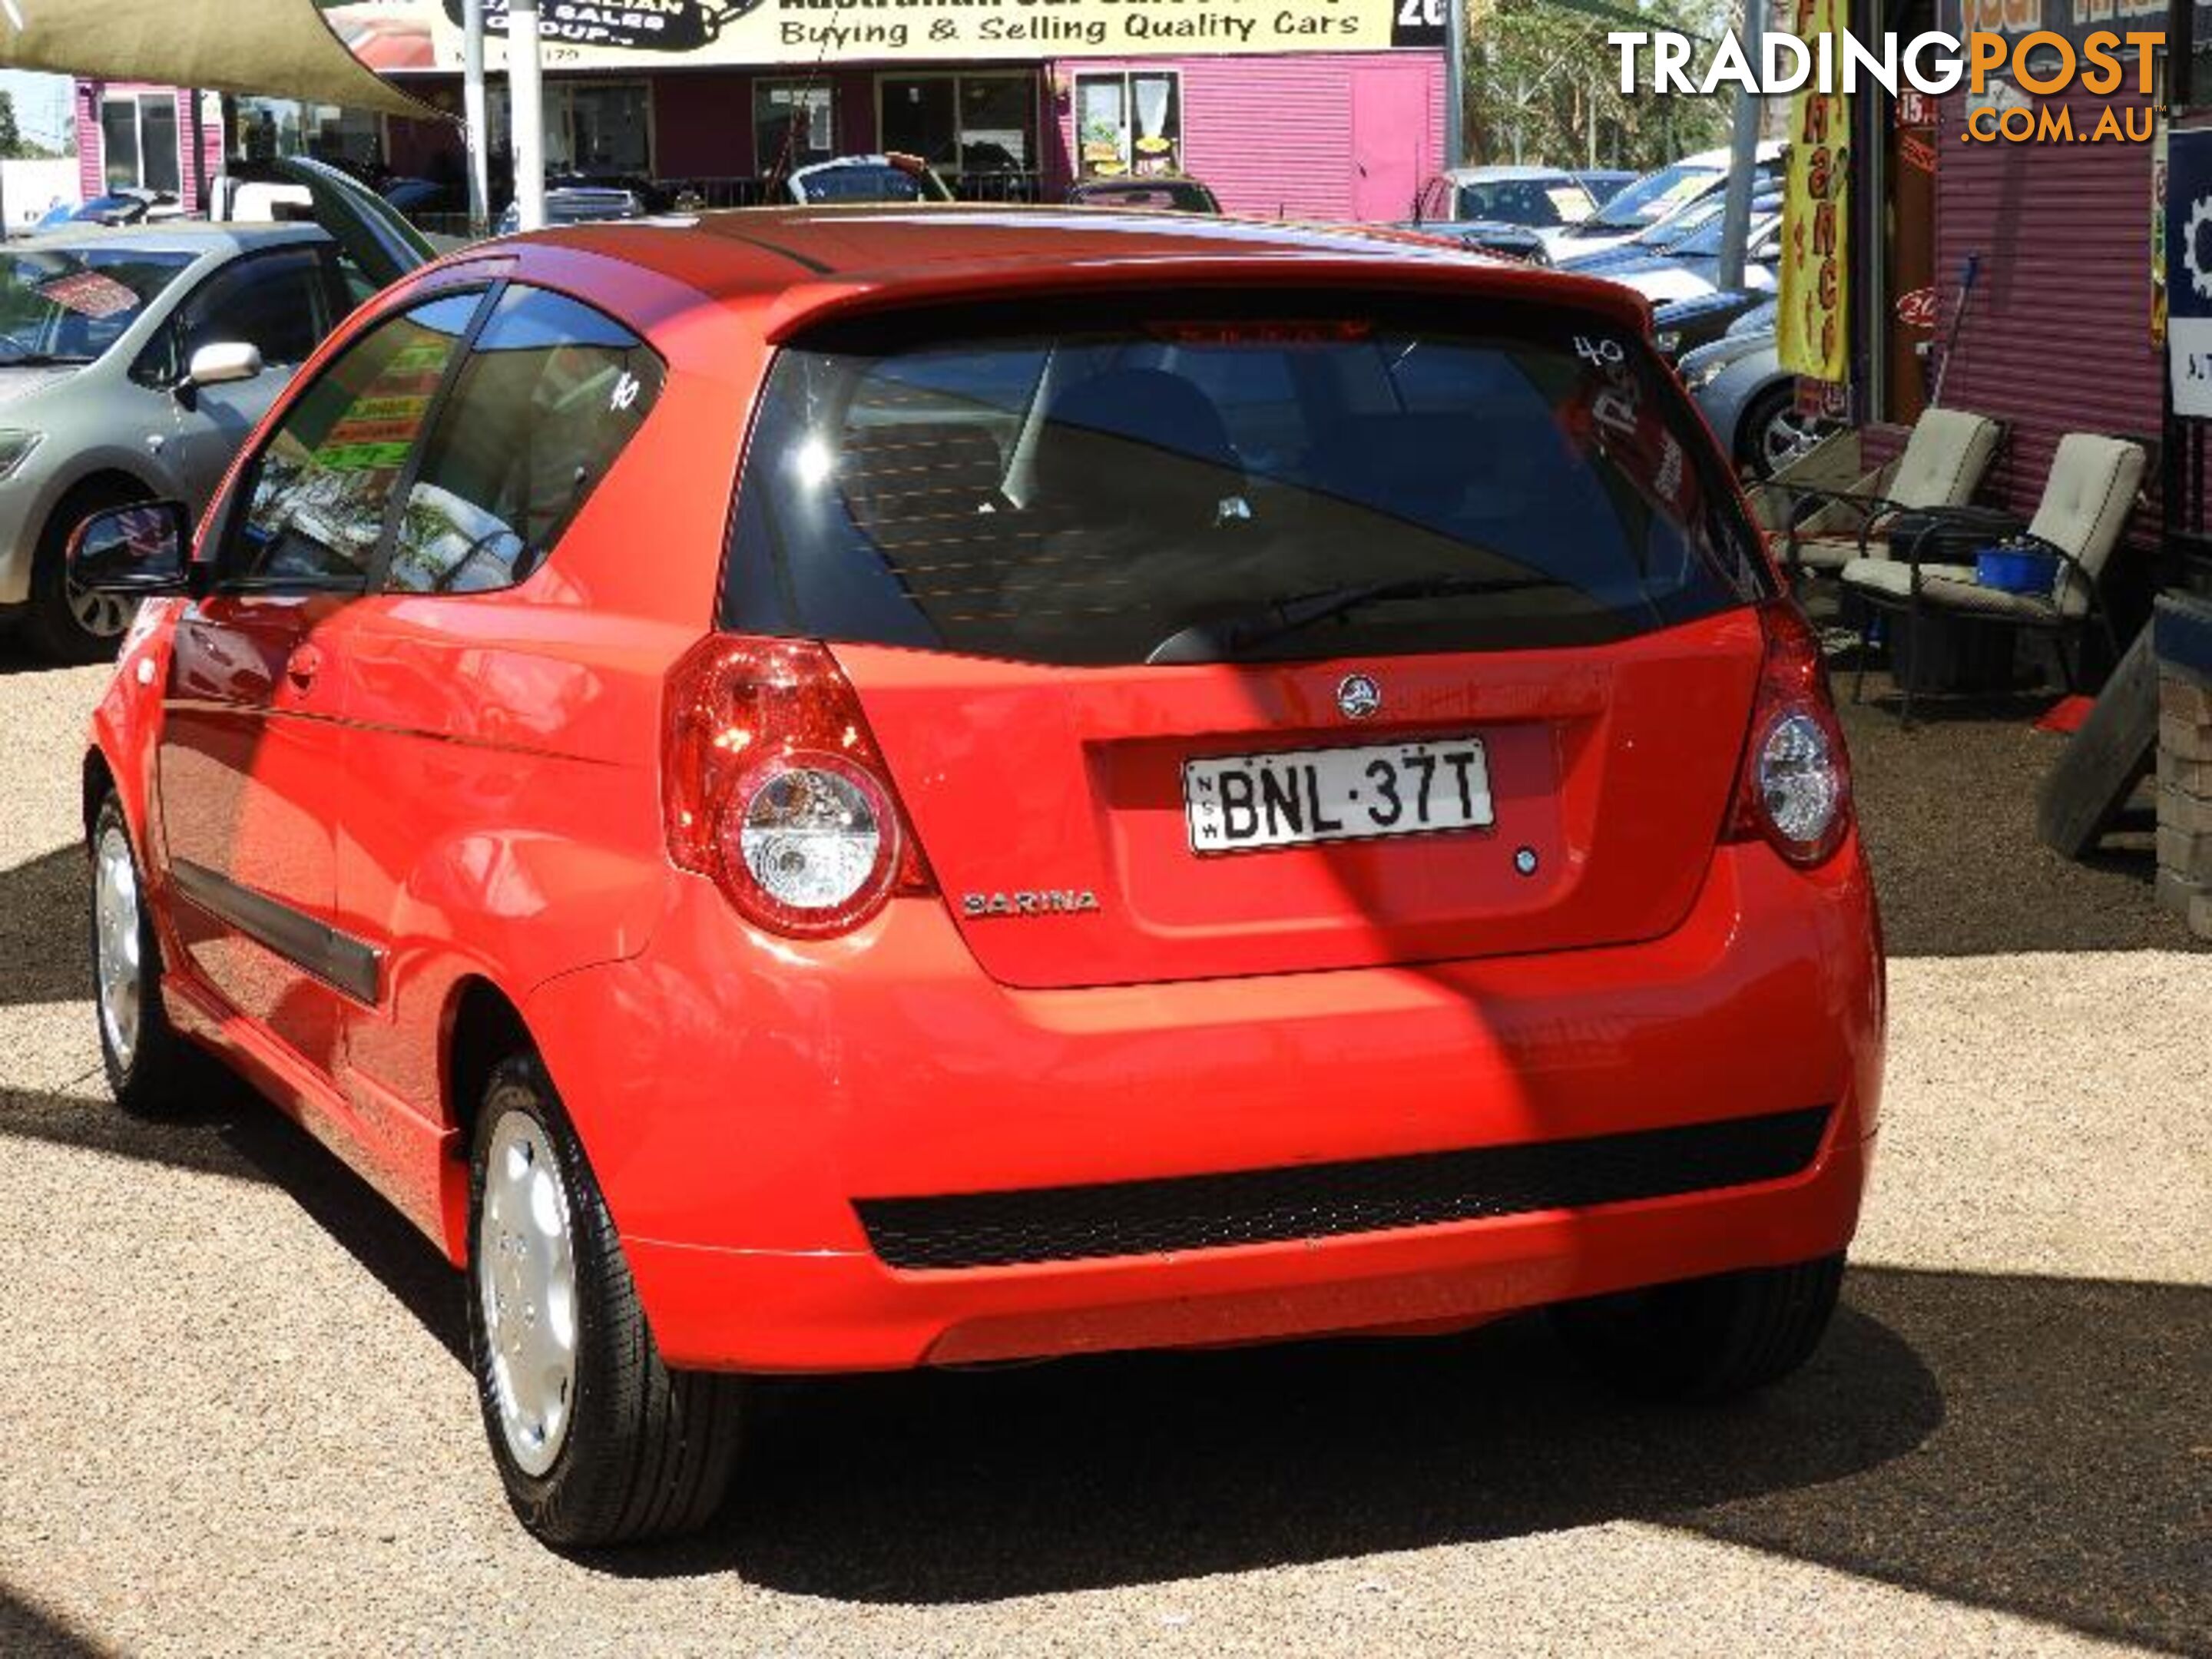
326;284;669;1122
157;289;486;1074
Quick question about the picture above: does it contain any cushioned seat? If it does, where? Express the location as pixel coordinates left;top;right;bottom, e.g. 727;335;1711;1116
1783;407;2003;574
1838;431;2147;724
1836;558;1976;598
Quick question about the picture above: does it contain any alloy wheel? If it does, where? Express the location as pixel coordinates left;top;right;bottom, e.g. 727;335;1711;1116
92;824;142;1071
478;1108;581;1477
1760;405;1829;476
66;578;137;641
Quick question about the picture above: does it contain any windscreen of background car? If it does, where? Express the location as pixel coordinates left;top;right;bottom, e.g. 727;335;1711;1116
796;166;933;204
1586;162;1721;229
1454;179;1591;227
0;249;193;365
724;292;1770;667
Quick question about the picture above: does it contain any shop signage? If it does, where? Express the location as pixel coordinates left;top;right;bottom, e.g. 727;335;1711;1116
1895;286;1938;329
2164;124;2212;415
1936;0;2212;90
336;0;1448;71
1778;0;1851;382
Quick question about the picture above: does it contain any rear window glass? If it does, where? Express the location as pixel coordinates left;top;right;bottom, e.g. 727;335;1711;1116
723;292;1768;667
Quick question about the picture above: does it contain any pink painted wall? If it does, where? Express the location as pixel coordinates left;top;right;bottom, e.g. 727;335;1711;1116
73;80;224;210
1048;51;1445;224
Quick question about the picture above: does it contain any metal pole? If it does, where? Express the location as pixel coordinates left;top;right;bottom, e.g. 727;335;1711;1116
508;0;547;231
1716;0;1763;293
1444;0;1466;171
464;0;491;236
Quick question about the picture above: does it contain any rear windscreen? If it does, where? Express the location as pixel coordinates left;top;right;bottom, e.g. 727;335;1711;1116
722;292;1770;667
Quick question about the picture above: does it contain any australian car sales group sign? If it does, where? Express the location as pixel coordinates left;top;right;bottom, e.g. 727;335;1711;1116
366;0;1447;65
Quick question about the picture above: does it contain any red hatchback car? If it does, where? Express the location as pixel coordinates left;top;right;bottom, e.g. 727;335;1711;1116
75;208;1883;1548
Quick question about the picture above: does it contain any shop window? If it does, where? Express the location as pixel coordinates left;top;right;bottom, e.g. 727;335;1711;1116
755;80;834;175
234;98;383;169
559;82;651;176
879;73;1038;180
101;94;180;194
1075;71;1181;178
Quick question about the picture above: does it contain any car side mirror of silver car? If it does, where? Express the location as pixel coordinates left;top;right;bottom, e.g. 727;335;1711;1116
65;500;194;596
185;340;263;389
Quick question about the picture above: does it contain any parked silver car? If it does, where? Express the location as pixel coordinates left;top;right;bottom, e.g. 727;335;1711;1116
0;161;427;661
1677;303;1835;478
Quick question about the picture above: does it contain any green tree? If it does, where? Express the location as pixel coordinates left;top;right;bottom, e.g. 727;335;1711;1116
0;93;20;162
1465;0;1733;172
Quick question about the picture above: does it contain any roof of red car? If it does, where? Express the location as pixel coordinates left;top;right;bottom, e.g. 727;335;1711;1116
505;206;1651;338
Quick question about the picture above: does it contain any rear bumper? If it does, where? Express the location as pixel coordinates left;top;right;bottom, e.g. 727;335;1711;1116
526;839;1883;1373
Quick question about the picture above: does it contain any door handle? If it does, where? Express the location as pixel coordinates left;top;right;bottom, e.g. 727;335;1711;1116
284;644;323;690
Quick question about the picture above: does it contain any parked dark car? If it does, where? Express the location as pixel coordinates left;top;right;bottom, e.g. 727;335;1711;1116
381;177;469;218
1067;176;1222;214
782;154;955;204
496;186;651;236
45;191;177;229
1591;204;1786;345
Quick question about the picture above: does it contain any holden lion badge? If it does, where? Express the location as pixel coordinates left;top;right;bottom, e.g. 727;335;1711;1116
1336;673;1382;720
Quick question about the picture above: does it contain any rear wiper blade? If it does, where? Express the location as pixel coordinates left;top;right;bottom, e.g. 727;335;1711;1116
1145;572;1565;664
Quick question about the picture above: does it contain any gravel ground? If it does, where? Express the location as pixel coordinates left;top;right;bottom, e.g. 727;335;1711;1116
1;643;2207;1658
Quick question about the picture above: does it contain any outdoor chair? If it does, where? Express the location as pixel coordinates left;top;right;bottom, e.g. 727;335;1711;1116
1837;432;2147;727
1777;407;2005;582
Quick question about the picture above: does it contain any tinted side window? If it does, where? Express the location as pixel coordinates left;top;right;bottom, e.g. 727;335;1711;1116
383;286;662;595
183;247;331;369
231;291;482;588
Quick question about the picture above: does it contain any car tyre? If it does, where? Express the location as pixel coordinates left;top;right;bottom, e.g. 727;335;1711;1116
88;792;194;1118
467;1052;746;1548
1739;382;1826;481
1549;1252;1846;1402
25;482;147;664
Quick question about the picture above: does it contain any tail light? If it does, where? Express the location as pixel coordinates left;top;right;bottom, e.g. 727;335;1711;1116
1727;601;1853;867
663;636;932;938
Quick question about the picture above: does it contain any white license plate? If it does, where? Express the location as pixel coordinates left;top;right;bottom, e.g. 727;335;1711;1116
1184;737;1494;853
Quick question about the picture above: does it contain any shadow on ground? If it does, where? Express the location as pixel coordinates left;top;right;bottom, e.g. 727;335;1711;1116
0;1590;108;1658
0;847;90;1005
0;1079;466;1366
1838;684;2190;958
5;1084;2205;1654
620;1267;2205;1655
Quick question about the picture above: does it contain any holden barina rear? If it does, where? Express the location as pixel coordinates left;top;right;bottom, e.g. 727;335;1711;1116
570;248;1879;1541
91;214;1881;1550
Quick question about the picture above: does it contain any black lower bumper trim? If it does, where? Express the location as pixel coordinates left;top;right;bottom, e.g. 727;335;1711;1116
854;1106;1833;1270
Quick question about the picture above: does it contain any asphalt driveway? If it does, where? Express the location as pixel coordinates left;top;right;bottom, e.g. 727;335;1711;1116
2;648;2206;1657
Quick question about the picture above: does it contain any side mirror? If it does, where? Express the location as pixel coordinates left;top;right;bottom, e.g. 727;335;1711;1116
186;340;263;389
66;501;194;595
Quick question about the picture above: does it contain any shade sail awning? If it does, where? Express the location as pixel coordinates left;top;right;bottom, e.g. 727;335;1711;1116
0;0;442;121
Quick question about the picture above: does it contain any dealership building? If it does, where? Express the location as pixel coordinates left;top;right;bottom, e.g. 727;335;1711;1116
76;0;1451;224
